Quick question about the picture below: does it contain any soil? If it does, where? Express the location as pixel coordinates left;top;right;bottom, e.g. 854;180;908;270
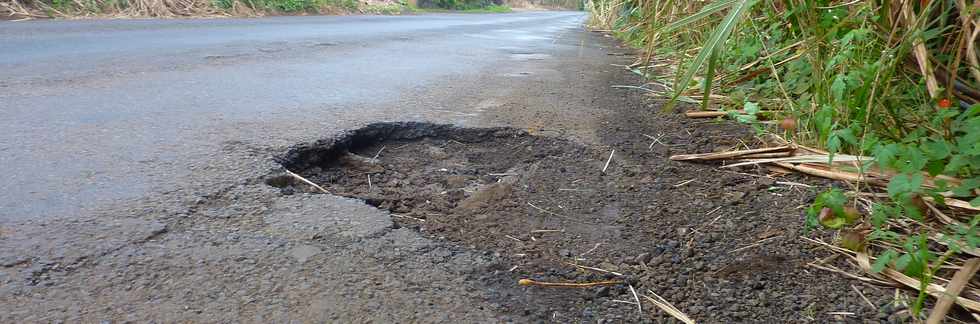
274;118;910;322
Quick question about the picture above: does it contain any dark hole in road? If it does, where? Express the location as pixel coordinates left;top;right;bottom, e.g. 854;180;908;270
269;121;627;255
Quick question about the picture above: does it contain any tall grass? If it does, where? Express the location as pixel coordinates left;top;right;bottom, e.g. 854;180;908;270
589;0;979;318
1;0;365;17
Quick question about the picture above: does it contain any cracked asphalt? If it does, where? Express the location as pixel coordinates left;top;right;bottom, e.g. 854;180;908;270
0;11;639;322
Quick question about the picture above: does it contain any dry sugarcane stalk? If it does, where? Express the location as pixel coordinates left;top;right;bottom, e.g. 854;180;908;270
923;195;980;212
902;1;941;98
805;241;980;315
955;0;980;85
684;110;780;118
771;162;886;186
518;279;623;288
881;267;980;313
736;151;796;159
852;250;980;314
723;154;869;168
926;258;980;324
641;292;696;324
670;146;793;161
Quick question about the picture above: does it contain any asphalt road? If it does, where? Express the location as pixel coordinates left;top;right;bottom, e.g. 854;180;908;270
0;11;652;322
0;12;587;222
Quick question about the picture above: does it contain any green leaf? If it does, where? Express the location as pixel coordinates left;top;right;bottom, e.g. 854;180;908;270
875;143;899;170
816;188;847;216
925;160;945;176
668;0;759;109
831;74;847;102
920;140;951;160
839;126;859;145
871;204;890;227
971;196;980;207
945;155;969;174
903;255;926;277
827;131;842;163
701;48;720;111
659;0;738;34
820;216;847;229
871;249;898;273
953;178;980;197
743;101;760;115
888;173;924;198
894;253;911;271
895;146;927;173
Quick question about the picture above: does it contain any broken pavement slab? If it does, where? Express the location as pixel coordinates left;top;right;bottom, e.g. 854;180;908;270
289;244;322;263
263;195;393;241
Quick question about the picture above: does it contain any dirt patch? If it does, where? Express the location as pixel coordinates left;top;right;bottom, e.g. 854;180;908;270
270;120;906;322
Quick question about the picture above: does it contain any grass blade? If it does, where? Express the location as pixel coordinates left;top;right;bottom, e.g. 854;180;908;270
659;0;737;34
667;0;757;110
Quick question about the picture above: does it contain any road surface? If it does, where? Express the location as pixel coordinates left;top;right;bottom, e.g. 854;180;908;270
0;12;589;222
0;11;639;322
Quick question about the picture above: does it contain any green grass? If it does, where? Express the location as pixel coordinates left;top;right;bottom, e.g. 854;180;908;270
588;0;979;319
409;4;511;13
213;0;358;13
461;4;511;13
362;3;407;14
21;0;395;17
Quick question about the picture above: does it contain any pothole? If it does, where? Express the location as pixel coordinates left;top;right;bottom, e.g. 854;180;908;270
268;122;628;250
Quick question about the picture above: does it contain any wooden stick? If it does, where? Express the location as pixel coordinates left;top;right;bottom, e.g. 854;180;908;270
602;150;615;173
285;169;330;194
372;145;385;159
684;111;729;118
563;261;625;276
628;284;643;313
852;285;877;310
518;279;623;288
927;258;980;324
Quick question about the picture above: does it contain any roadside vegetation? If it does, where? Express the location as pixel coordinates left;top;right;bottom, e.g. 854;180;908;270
0;0;520;18
587;0;979;321
410;2;512;13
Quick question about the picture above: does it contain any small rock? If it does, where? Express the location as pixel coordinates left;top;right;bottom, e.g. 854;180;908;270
634;252;651;264
692;261;704;271
559;249;573;257
445;175;467;188
598;262;618;272
456;183;513;211
727;191;747;203
425;145;450;160
649;255;664;266
595;286;610;297
289;244;321;263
